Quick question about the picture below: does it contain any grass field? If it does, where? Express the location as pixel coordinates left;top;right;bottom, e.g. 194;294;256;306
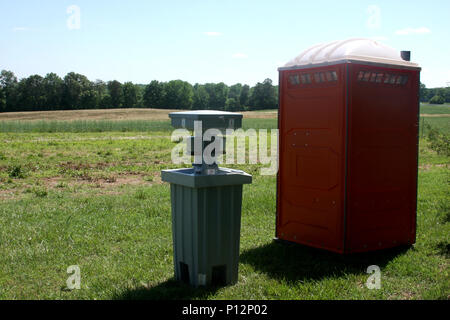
420;103;450;115
0;106;448;300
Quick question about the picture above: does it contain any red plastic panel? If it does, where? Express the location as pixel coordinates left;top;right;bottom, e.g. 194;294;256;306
345;64;419;252
277;65;346;253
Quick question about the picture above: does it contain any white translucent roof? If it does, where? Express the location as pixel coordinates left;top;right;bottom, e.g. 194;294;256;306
282;38;419;69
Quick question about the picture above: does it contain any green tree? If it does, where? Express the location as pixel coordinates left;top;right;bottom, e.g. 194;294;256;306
438;87;450;103
225;97;239;111
204;82;228;110
107;80;123;108
227;83;242;110
135;84;145;107
43;73;64;110
445;87;450;103
123;82;138;108
419;82;427;102
239;84;250;108
0;70;18;111
143;80;165;108
163;80;193;109
62;72;92;109
429;95;445;104
228;83;242;99
0;69;287;113
80;84;98;109
249;78;277;110
93;80;109;108
192;84;209;110
100;94;113;108
0;87;5;112
17;75;46;110
0;70;17;88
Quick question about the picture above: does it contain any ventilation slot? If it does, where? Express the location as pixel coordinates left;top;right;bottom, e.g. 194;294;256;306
179;262;190;283
211;265;227;286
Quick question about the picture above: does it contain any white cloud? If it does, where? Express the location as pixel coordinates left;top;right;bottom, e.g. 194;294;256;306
232;53;248;59
203;31;222;37
366;5;381;30
395;27;431;35
12;27;28;31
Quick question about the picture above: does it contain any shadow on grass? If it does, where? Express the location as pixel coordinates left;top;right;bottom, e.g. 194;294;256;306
112;278;221;300
113;241;412;300
435;241;450;259
444;211;450;224
239;240;412;283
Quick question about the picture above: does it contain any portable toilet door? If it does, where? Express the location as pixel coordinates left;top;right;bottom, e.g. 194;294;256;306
276;38;421;254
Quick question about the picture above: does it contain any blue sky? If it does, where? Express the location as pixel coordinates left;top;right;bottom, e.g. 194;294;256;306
1;0;449;87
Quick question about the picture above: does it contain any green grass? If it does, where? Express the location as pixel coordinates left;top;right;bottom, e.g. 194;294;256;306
0;118;278;133
0;120;173;133
419;117;450;137
420;103;450;114
0;116;448;300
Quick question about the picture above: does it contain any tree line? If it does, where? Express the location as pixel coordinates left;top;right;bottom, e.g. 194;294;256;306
2;69;445;112
0;70;278;113
420;83;450;104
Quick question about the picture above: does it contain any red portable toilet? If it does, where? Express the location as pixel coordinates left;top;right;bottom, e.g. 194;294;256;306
276;38;421;253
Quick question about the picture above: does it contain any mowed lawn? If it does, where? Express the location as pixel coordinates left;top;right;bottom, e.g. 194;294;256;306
0;106;448;300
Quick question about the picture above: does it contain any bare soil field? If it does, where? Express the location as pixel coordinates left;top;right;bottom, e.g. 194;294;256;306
0;108;278;121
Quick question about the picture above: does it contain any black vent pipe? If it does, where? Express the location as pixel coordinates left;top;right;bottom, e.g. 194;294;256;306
401;51;411;61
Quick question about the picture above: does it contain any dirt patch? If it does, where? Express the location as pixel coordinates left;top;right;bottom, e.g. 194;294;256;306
58;161;112;171
99;174;149;187
0;108;184;122
0;173;160;200
400;291;416;300
419;164;448;171
2;135;172;144
1;108;446;122
242;111;278;119
0;189;18;200
387;290;419;300
41;172;156;189
421;114;450;117
0;108;280;122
